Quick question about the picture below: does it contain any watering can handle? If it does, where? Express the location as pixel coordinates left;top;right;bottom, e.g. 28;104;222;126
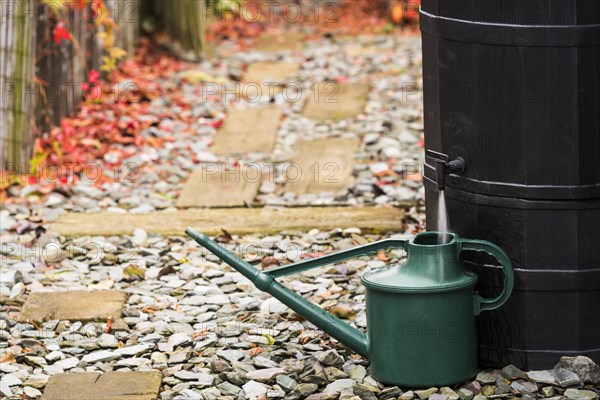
264;238;409;278
458;239;515;315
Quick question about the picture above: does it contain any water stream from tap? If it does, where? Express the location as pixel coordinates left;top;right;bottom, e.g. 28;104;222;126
437;190;449;244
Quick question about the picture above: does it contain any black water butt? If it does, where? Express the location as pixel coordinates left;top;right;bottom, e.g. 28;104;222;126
421;0;600;369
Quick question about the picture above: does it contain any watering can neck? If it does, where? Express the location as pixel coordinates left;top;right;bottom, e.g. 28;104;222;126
362;232;475;292
405;235;463;279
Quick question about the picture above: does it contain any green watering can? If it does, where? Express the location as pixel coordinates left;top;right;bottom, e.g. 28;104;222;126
186;228;514;387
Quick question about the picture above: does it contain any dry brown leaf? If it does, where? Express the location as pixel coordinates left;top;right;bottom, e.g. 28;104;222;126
250;348;263;356
157;265;176;279
377;250;389;261
261;256;280;269
104;315;113;333
330;304;356;319
192;330;210;340
0;352;16;363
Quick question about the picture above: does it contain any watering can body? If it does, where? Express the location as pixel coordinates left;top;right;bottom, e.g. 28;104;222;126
186;229;514;387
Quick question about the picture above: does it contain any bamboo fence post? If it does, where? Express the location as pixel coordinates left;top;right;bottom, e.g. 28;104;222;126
158;0;204;58
0;0;36;171
108;0;140;53
34;2;103;132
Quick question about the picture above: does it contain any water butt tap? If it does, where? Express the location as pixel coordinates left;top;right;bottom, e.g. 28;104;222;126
426;150;466;190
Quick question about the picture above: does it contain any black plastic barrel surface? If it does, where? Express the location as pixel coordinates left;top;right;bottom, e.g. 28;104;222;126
421;0;600;369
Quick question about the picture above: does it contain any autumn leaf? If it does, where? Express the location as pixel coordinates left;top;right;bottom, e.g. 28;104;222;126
97;31;115;49
377;250;389;261
109;47;127;60
330;304;356;319
298;336;312;344
157;265;177;279
50;140;64;161
123;264;145;281
53;21;71;43
0;352;16;364
260;256;280;269
215;228;233;243
249;348;263;356
301;252;327;259
100;56;117;73
262;334;276;345
141;306;159;313
88;69;100;83
104;315;113;333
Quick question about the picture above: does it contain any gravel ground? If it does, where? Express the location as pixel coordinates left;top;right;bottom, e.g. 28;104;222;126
2;228;600;399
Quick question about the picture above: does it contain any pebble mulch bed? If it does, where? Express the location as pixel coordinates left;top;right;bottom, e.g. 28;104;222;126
2;228;600;399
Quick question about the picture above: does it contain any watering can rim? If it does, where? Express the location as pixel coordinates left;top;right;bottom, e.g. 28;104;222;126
410;231;458;247
361;270;478;294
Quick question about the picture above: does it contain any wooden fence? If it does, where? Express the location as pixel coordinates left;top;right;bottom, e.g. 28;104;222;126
0;0;37;171
1;0;209;171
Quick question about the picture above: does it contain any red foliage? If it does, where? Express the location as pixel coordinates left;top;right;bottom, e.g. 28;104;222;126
31;42;191;185
205;0;399;50
88;69;100;84
53;21;71;43
406;0;421;20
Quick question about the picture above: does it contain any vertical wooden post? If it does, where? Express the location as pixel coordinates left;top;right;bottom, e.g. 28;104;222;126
35;1;104;133
0;0;36;171
108;0;140;54
156;0;204;58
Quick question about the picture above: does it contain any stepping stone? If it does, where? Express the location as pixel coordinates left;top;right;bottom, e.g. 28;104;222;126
255;32;304;52
345;44;381;57
177;164;261;208
19;290;126;323
211;107;283;154
285;137;359;194
41;371;161;400
244;61;300;95
51;206;405;237
303;83;370;121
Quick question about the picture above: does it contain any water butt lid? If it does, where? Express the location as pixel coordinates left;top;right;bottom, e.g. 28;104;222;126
361;232;478;293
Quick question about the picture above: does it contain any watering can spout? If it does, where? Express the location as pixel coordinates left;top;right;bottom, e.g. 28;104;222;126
185;227;369;357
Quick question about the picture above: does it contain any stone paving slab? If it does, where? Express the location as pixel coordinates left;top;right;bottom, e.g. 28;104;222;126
41;371;162;400
211;107;283;154
244;61;300;84
177;165;261;208
345;44;381;57
303;83;370;121
255;32;304;52
51;207;405;237
243;62;300;99
285;137;359;194
18;290;126;323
